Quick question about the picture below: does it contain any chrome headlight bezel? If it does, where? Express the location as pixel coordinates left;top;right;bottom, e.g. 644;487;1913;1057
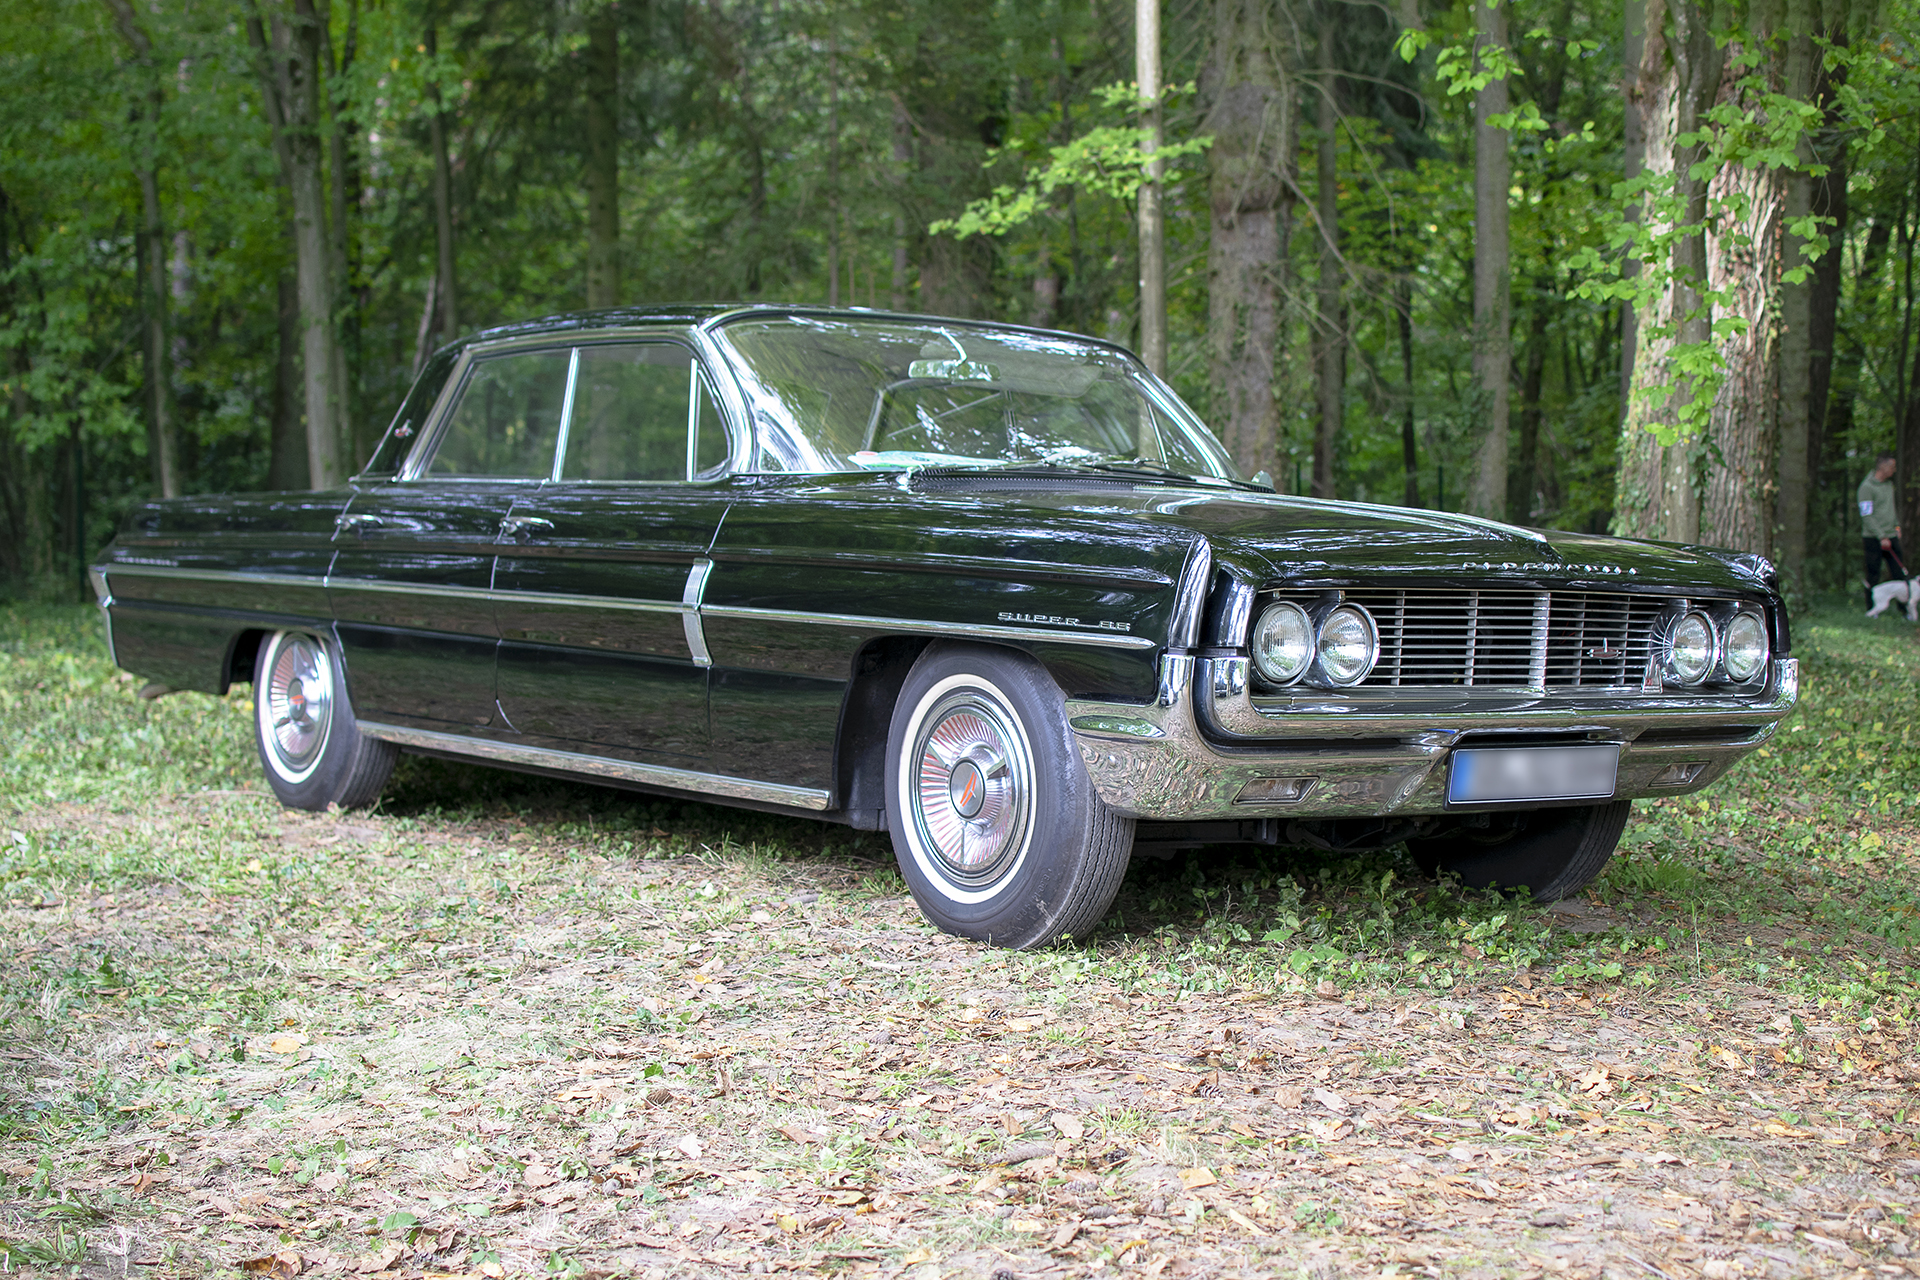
1665;609;1719;686
1249;601;1314;687
1313;603;1380;688
1720;609;1770;683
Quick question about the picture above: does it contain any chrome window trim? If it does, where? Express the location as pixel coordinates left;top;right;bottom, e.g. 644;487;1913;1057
547;347;582;482
357;721;831;811
400;328;753;484
701;603;1158;651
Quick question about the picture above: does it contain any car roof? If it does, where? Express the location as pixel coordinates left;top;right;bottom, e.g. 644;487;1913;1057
448;304;1140;361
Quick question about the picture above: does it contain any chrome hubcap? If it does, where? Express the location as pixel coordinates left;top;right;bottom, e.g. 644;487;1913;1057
263;634;332;779
910;692;1032;886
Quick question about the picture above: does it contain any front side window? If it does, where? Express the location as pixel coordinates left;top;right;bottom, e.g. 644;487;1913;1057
711;315;1238;479
427;349;571;479
560;344;728;482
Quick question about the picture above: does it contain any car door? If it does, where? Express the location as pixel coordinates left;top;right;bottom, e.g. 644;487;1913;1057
491;339;734;768
329;344;569;729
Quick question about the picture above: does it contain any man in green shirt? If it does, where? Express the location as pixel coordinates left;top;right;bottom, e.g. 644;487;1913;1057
1860;451;1904;607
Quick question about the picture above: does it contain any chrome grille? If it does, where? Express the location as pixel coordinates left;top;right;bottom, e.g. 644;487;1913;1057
1271;589;1669;689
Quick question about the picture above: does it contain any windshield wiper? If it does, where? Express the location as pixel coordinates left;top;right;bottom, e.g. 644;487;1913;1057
1041;457;1264;489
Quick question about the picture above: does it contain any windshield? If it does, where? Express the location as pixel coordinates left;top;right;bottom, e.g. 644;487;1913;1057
712;315;1240;480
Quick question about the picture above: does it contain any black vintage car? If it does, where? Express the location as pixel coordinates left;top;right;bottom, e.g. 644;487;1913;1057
91;306;1796;947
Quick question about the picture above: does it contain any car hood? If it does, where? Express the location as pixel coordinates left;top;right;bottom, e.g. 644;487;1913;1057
889;473;1772;596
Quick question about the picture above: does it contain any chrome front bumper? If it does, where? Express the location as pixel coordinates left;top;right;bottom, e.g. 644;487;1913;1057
1065;655;1798;821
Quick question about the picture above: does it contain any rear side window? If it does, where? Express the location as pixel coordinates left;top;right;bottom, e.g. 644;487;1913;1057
427;349;572;479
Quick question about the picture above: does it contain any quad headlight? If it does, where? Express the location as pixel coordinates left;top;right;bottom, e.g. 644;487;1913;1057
1316;604;1378;686
1721;610;1769;682
1666;610;1717;685
1250;602;1314;685
1251;600;1378;688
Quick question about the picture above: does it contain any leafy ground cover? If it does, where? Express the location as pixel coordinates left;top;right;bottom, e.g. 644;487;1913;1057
2;601;1918;1280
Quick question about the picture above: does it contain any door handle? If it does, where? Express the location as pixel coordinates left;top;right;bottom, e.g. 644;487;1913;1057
499;515;554;540
337;513;385;536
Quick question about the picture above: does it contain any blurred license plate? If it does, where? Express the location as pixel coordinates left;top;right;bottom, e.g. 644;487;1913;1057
1447;744;1620;805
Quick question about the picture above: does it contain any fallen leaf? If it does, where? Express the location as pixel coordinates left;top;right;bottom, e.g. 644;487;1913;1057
240;1253;303;1278
1009;1217;1046;1232
523;1163;558;1189
267;1035;306;1055
1180;1167;1217;1190
1222;1204;1269;1237
1052;1113;1084;1142
901;1248;935;1265
777;1125;822;1145
310;1171;343;1194
1272;1086;1304;1109
1315;979;1340;999
675;1134;702;1160
776;1214;801;1233
826;1190;867;1206
1051;1222;1080;1248
1313;1087;1350;1114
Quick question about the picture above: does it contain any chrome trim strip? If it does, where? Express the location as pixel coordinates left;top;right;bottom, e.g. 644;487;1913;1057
88;567;118;666
701;604;1159;651
1201;655;1799;741
682;558;714;668
325;576;496;605
358;721;831;811
495;588;684;615
101;563;332;592
1166;540;1213;651
549;346;581;482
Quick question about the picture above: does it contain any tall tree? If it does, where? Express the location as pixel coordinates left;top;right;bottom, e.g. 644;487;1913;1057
247;0;344;488
1136;0;1167;375
585;2;620;309
1311;12;1343;500
1204;0;1289;482
1770;0;1821;600
1614;0;1725;543
425;22;459;346
1468;0;1511;520
104;0;178;499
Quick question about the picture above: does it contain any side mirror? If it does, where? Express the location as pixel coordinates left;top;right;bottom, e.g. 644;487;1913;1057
1251;469;1276;491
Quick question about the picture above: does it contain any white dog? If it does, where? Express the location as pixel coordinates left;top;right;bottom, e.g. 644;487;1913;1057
1867;575;1920;621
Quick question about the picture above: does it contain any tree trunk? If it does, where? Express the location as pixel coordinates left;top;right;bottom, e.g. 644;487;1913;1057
1469;0;1510;520
891;96;910;310
1513;299;1548;522
425;23;459;344
268;269;307;490
104;0;178;499
1310;14;1342;500
586;3;619;309
1136;0;1166;376
1770;0;1816;595
248;0;344;489
1620;0;1645;424
319;0;356;464
1204;0;1287;482
1397;277;1418;506
1615;0;1724;542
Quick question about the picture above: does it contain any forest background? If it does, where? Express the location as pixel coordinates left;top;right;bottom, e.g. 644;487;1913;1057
3;0;1919;608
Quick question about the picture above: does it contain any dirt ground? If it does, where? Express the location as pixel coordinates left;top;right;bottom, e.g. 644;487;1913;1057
4;794;1917;1280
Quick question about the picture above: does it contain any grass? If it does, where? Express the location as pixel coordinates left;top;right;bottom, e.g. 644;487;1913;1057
2;596;1918;1278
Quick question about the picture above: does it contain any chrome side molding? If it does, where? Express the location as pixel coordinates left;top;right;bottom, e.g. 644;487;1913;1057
357;721;832;811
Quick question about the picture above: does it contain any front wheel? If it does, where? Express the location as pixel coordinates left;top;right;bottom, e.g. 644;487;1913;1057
1407;800;1632;902
253;629;397;811
885;644;1133;948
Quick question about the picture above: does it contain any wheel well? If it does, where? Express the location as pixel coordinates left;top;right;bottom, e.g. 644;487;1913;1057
225;629;269;693
832;637;932;828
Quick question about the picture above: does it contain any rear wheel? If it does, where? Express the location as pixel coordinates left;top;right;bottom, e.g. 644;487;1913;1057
253;629;396;811
1408;800;1632;902
885;644;1133;948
